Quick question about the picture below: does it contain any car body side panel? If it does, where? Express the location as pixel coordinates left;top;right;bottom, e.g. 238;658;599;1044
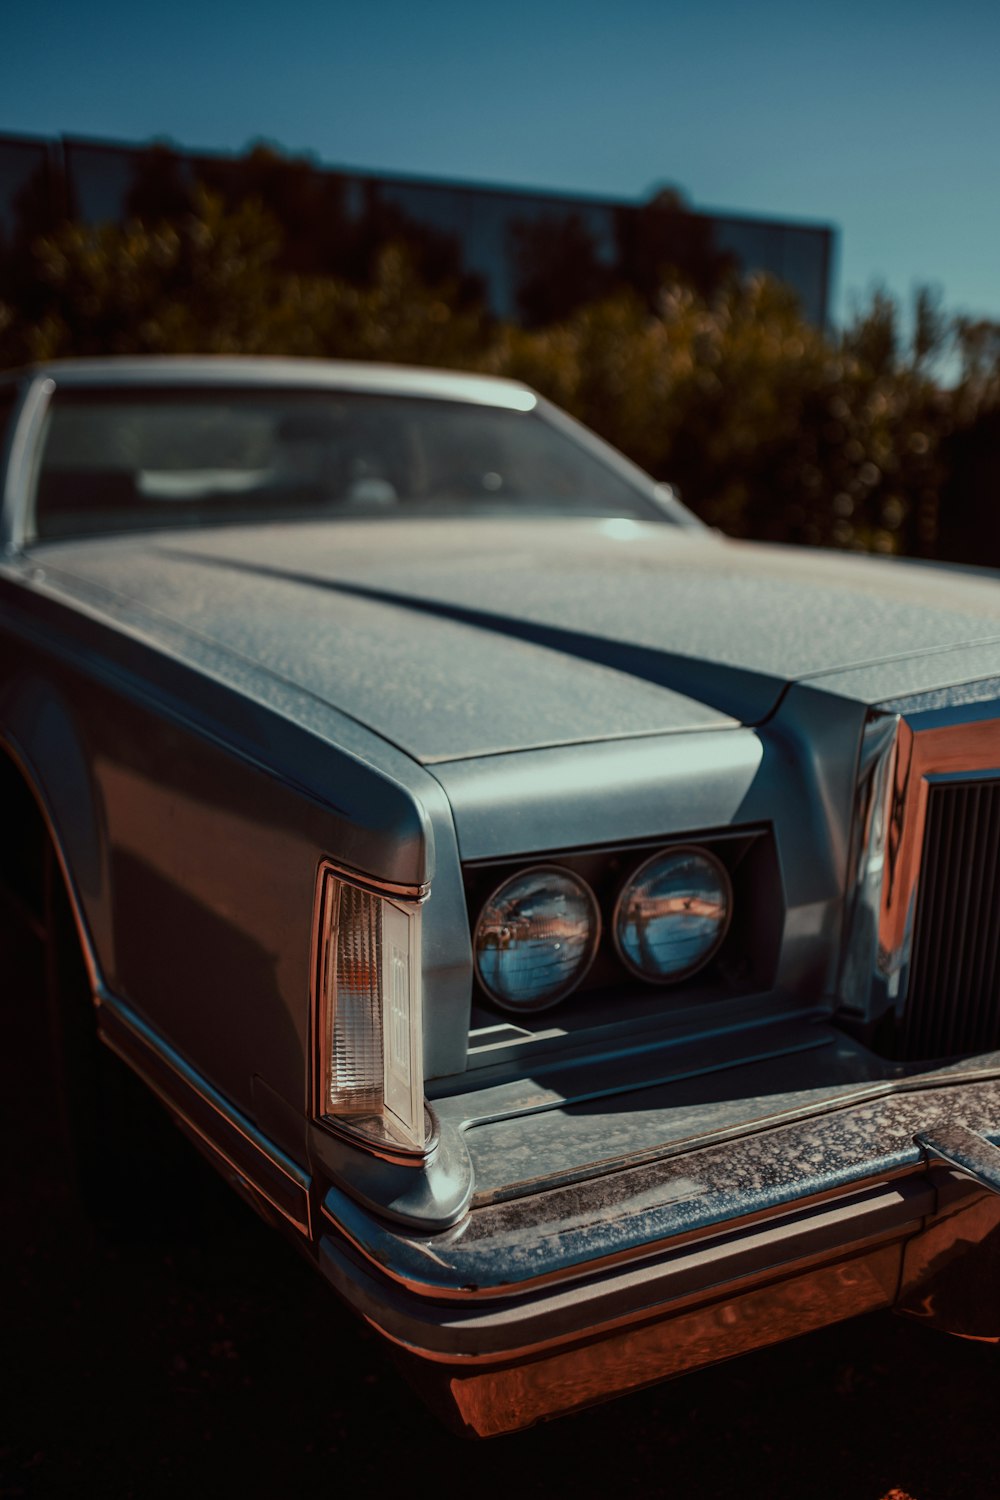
0;564;476;1143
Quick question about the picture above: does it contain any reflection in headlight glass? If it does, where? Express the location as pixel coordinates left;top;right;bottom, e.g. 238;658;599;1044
475;868;599;1010
615;849;730;981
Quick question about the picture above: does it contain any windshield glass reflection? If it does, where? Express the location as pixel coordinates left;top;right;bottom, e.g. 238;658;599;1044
34;389;672;538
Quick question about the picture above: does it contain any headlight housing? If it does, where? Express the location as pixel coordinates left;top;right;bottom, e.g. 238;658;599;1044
613;846;732;983
314;863;427;1152
474;865;600;1012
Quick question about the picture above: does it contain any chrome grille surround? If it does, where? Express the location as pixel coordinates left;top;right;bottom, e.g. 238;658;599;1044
840;704;1000;1059
902;777;1000;1058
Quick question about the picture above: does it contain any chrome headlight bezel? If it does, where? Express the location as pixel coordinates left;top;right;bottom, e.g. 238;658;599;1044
464;829;778;1020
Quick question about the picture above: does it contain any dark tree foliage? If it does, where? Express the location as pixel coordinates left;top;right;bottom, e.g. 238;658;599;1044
510;211;617;326
123;144;194;224
1;164;999;565
0;190;487;368
616;189;739;308
482;276;987;560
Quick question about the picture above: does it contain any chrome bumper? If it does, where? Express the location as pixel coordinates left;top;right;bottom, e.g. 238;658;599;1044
318;1074;1000;1436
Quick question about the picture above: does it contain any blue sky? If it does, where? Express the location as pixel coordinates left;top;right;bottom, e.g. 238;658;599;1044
3;0;999;327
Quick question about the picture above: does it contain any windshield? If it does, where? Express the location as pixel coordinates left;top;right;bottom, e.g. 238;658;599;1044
32;387;681;540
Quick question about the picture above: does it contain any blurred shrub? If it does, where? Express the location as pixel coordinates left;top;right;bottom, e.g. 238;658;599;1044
2;184;1000;563
0;190;487;370
0;189;305;360
482;277;964;556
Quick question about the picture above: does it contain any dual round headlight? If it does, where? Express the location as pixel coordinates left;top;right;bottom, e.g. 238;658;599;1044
613;846;732;984
474;847;732;1012
474;866;600;1012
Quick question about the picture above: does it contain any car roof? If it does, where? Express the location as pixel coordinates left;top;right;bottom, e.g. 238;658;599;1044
16;356;539;412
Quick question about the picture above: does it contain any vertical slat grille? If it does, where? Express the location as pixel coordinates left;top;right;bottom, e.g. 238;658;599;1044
898;779;1000;1059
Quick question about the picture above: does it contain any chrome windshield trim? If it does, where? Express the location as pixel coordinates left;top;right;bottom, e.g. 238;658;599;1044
1;374;54;553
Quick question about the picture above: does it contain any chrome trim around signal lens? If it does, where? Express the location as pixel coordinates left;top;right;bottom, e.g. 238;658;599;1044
311;856;430;905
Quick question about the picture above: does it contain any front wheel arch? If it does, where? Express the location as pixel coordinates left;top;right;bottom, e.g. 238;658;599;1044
0;746;203;1237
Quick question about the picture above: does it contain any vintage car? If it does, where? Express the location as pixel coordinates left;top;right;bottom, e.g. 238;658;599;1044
2;356;1000;1437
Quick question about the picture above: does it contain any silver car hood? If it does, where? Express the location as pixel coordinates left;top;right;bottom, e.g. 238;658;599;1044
38;517;1000;763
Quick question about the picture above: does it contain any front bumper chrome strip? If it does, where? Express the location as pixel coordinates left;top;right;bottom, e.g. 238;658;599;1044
917;1123;1000;1194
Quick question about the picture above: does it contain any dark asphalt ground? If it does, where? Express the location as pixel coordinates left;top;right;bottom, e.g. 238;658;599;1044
3;906;997;1500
